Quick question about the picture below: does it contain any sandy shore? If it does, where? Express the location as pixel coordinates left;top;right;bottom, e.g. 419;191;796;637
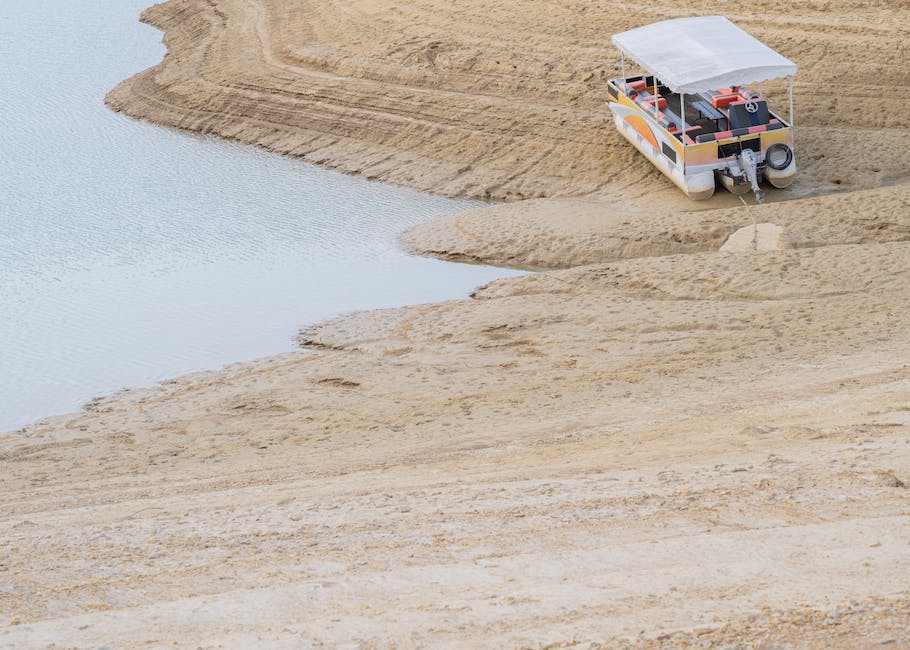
4;0;910;647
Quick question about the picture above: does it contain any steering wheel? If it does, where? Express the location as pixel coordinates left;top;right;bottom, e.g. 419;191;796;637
745;100;759;114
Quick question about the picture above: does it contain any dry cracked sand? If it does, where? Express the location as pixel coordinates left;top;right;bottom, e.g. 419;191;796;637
4;0;910;647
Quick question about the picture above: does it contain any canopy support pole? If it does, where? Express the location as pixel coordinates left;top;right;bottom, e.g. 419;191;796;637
788;76;795;143
653;78;660;120
620;51;626;79
680;93;686;147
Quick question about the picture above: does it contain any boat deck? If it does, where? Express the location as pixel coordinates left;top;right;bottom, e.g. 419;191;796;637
615;74;785;144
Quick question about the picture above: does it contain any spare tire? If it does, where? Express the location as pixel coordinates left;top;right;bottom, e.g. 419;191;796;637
765;143;793;171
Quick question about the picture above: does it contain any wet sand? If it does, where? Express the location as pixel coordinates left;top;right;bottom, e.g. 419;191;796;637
4;0;910;647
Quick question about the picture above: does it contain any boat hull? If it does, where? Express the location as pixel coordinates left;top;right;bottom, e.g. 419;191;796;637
609;103;715;200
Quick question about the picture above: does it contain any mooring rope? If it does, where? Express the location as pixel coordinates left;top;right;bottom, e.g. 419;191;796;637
738;193;758;250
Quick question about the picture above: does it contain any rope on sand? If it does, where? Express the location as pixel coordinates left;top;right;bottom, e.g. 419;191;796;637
738;194;758;250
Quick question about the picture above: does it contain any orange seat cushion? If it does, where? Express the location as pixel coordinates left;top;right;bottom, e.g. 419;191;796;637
642;96;668;110
712;93;739;109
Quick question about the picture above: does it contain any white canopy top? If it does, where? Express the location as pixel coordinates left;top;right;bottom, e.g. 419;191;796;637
612;16;797;94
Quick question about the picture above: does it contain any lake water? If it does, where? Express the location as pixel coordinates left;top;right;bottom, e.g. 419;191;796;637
0;0;516;431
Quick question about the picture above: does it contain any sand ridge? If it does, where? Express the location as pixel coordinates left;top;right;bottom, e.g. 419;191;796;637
404;183;910;268
5;0;910;646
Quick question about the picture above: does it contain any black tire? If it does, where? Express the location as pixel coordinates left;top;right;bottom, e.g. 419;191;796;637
765;143;793;171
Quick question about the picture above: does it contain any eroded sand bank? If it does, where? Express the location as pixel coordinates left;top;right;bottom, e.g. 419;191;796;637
5;0;910;647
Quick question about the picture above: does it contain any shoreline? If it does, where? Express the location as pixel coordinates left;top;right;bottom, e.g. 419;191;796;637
5;0;910;646
103;0;613;202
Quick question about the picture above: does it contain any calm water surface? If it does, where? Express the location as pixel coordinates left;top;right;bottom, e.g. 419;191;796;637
0;0;518;430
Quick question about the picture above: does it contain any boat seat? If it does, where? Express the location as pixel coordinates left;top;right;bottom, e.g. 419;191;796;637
660;107;687;134
682;126;704;145
673;125;703;144
711;93;740;109
619;79;649;98
728;99;770;130
692;99;723;121
640;96;668;110
696;118;784;142
696;130;731;143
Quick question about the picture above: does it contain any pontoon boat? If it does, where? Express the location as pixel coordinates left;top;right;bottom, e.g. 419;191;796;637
607;16;797;202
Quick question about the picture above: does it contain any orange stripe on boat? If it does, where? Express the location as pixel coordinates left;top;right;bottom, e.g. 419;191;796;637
625;114;658;150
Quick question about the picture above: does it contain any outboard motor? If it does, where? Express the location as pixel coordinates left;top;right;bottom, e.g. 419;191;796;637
737;148;764;203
